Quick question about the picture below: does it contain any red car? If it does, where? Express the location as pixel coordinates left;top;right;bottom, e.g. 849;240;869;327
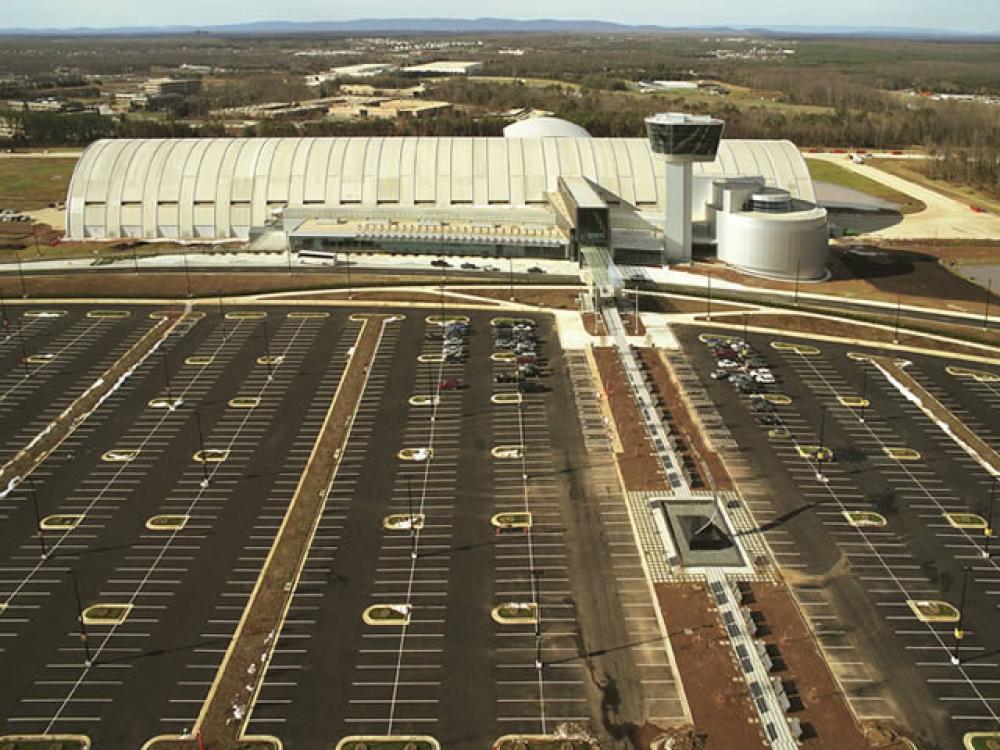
437;378;462;391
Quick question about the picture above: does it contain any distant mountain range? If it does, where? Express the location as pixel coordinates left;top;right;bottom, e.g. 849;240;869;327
1;17;997;40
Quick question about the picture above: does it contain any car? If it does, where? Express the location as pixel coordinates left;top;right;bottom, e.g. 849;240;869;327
717;359;740;369
710;369;730;380
460;262;478;270
430;258;452;268
438;378;462;391
527;266;545;274
515;344;536;355
519;380;546;393
752;372;776;385
424;332;443;341
495;338;514;349
519;364;540;377
750;398;775;413
495;373;518;383
516;354;538;365
759;413;781;426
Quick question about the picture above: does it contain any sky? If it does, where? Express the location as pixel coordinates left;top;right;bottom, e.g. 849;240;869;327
3;0;998;31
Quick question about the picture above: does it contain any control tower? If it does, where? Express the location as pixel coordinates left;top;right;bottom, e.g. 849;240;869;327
644;112;725;264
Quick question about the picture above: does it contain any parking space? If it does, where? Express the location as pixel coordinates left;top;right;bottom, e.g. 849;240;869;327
678;327;1000;747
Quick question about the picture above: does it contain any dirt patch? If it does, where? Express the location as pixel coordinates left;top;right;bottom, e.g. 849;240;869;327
700;312;999;360
642;295;752;315
467;286;584;309
747;581;869;749
287;288;504;306
637;348;733;492
0;313;181;490
592;347;668;492
583;312;607;336
145;316;391;750
679;247;997;314
655;582;767;750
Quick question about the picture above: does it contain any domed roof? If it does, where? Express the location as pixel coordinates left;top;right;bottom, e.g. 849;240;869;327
503;117;591;139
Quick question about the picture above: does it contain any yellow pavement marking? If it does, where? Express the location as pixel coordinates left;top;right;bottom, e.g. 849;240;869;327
837;395;870;407
0;603;7;614
947;365;1000;383
944;513;988;530
771;341;820;355
426;314;470;326
87;310;130;319
146;514;190;531
884;447;921;461
194;449;229;463
24;353;56;364
842;511;887;527
491;392;523;405
383;513;425;531
767;427;790;438
491;352;517;363
287;311;330;319
491;445;524;459
101;449;138;463
964;731;1000;749
491;511;533;531
698;332;739;344
23;310;67;318
418;353;445;364
224;311;266;321
228;396;260;409
409;394;440;407
148;397;181;409
493;734;596;750
491;602;538;625
362;604;411;626
796;445;834;461
398;447;434;461
82;603;133;625
335;736;439;750
185;355;214;365
257;354;284;365
0;735;90;749
40;514;83;531
491;317;535;328
907;599;959;623
760;393;792;405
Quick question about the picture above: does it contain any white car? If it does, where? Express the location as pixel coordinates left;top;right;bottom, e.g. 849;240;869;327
751;369;776;384
717;359;741;369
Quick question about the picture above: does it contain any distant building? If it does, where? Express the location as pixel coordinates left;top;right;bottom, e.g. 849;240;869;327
177;64;213;76
142;78;203;98
401;61;483;76
331;63;398;78
637;80;699;92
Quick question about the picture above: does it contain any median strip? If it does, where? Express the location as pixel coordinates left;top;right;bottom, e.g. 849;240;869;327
0;312;185;496
143;313;396;750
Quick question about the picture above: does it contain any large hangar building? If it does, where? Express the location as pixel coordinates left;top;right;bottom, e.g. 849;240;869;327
65;114;829;280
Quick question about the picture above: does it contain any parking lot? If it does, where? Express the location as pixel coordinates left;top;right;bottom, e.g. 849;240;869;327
0;303;644;749
677;327;1000;749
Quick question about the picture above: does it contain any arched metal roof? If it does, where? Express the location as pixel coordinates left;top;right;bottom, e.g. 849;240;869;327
66;137;816;240
503;117;592;139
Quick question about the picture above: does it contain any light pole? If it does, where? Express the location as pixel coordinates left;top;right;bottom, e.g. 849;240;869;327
984;278;992;330
633;284;640;335
984;476;997;559
29;476;47;560
794;256;801;307
407;477;417;560
508;255;514;302
859;366;868;424
893;295;901;345
194;410;210;489
162;350;174;407
950;566;970;666
815;404;828;483
15;252;27;299
262;316;273;382
70;570;93;668
182;247;192;299
706;271;712;321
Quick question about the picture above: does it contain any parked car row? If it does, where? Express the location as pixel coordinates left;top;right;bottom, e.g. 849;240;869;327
701;335;784;429
442;320;469;364
494;319;545;384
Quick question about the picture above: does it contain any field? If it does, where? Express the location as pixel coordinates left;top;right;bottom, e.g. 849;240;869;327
805;158;926;214
869;158;1000;215
0;158;76;211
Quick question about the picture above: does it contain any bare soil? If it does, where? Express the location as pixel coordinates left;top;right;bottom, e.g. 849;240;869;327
466;286;584;309
592;347;668;492
747;582;869;749
582;312;607;336
637;348;733;491
655;582;767;750
641;294;752;316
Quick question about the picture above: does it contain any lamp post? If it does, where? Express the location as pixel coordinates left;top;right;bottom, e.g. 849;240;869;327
15;252;27;299
28;476;47;560
162;350;174;407
407;477;417;560
706;271;712;321
984;278;992;330
950;566;970;666
815;405;828;483
262;315;273;382
859;366;868;424
194;409;210;489
984;476;997;559
70;570;93;668
893;295;902;345
182;247;192;299
508;255;514;302
794;256;801;307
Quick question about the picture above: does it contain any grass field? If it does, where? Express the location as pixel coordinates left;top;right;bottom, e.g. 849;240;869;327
868;158;1000;215
806;158;925;214
0;158;77;210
